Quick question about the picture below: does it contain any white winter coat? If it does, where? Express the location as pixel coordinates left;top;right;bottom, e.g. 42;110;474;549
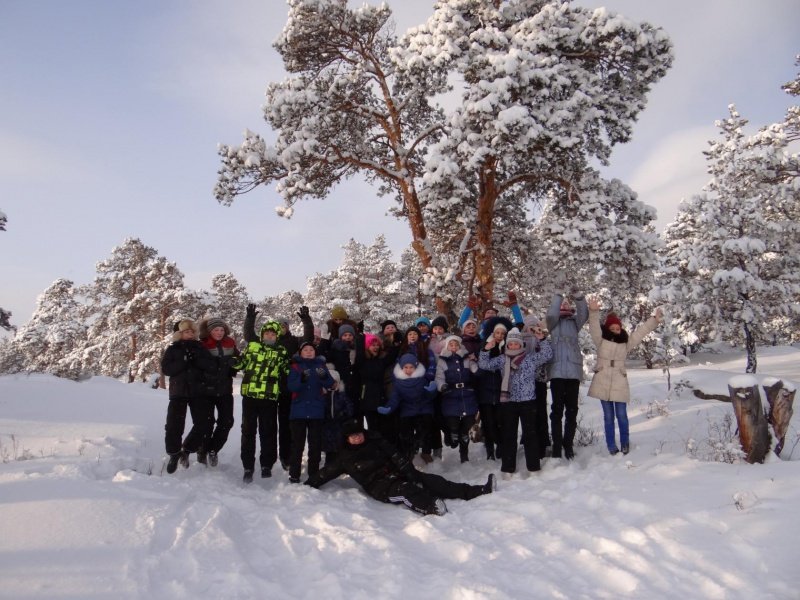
587;310;658;403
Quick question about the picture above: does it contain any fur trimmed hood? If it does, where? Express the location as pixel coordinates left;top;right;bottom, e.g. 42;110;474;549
393;362;427;381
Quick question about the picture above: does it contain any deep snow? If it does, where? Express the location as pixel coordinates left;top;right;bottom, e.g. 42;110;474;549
1;346;799;599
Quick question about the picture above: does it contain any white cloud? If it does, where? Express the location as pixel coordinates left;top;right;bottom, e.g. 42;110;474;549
0;130;94;184
625;126;715;230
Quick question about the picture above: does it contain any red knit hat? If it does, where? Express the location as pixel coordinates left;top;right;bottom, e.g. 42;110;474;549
604;313;622;328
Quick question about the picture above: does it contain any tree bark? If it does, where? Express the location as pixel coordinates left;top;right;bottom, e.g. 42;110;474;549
728;382;771;464
692;389;731;402
743;322;757;374
473;157;498;306
763;380;795;456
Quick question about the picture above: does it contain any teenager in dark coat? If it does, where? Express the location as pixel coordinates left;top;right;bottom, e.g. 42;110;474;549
355;333;399;433
197;317;240;466
305;420;496;516
160;319;216;473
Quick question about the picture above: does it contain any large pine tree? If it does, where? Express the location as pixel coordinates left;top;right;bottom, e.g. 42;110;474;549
215;0;672;312
656;85;800;372
82;238;194;382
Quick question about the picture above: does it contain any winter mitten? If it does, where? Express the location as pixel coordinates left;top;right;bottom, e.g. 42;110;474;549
377;406;391;415
315;367;327;377
425;381;437;392
246;303;259;319
297;305;311;321
439;383;449;393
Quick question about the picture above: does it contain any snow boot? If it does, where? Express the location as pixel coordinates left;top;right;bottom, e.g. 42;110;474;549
482;474;497;495
563;444;575;460
459;441;469;463
261;467;272;478
166;453;181;474
622;444;630;455
208;450;218;467
178;450;190;469
196;450;207;466
243;470;254;484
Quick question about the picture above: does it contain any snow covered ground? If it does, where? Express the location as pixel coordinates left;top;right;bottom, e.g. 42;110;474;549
1;346;799;600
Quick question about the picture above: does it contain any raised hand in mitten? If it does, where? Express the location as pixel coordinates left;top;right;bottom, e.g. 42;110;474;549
502;291;518;307
246;303;259;319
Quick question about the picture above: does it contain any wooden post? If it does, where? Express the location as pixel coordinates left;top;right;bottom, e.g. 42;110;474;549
762;380;796;456
728;378;771;464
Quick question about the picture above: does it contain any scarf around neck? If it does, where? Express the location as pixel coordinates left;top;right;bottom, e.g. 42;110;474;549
501;345;526;396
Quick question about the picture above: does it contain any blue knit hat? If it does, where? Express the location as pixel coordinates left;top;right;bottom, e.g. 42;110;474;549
399;353;419;368
415;316;431;328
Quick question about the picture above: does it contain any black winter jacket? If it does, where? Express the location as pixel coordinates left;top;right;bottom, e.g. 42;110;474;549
161;340;216;399
306;431;418;498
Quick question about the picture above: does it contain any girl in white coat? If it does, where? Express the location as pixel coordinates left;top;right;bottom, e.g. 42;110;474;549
587;297;663;455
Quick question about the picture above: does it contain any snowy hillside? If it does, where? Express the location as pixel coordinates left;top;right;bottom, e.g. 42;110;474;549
1;347;799;599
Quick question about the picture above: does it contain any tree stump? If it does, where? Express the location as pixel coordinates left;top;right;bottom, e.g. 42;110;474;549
728;378;771;464
762;379;796;456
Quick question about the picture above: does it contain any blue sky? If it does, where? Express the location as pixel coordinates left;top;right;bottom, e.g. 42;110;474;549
1;0;798;327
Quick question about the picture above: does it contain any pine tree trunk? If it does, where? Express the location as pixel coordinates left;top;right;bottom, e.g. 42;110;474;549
728;382;770;463
474;157;498;306
763;380;795;456
743;322;757;374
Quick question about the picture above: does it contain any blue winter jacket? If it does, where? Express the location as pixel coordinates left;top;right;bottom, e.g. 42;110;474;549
545;294;588;380
478;340;553;402
386;363;435;417
435;348;479;418
288;355;335;420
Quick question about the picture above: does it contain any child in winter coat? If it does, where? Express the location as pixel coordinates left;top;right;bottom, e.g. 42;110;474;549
546;292;588;460
475;319;513;460
428;315;450;356
234;320;290;483
161;319;217;474
378;353;437;462
399;326;437;381
197;317;240;467
459;318;482;359
521;315;551;459
287;341;336;483
435;336;479;462
479;327;553;477
355;333;399;433
587;297;663;455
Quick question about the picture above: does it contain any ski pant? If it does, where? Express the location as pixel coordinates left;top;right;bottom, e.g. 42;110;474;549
479;402;502;458
444;414;477;461
278;391;292;466
289;418;323;481
204;394;234;454
165;395;212;455
240;396;278;472
499;400;540;473
535;381;550;457
399;414;434;457
430;392;444;451
550;378;580;452
373;472;485;515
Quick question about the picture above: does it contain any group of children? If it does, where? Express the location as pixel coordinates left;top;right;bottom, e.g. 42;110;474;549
161;292;664;486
